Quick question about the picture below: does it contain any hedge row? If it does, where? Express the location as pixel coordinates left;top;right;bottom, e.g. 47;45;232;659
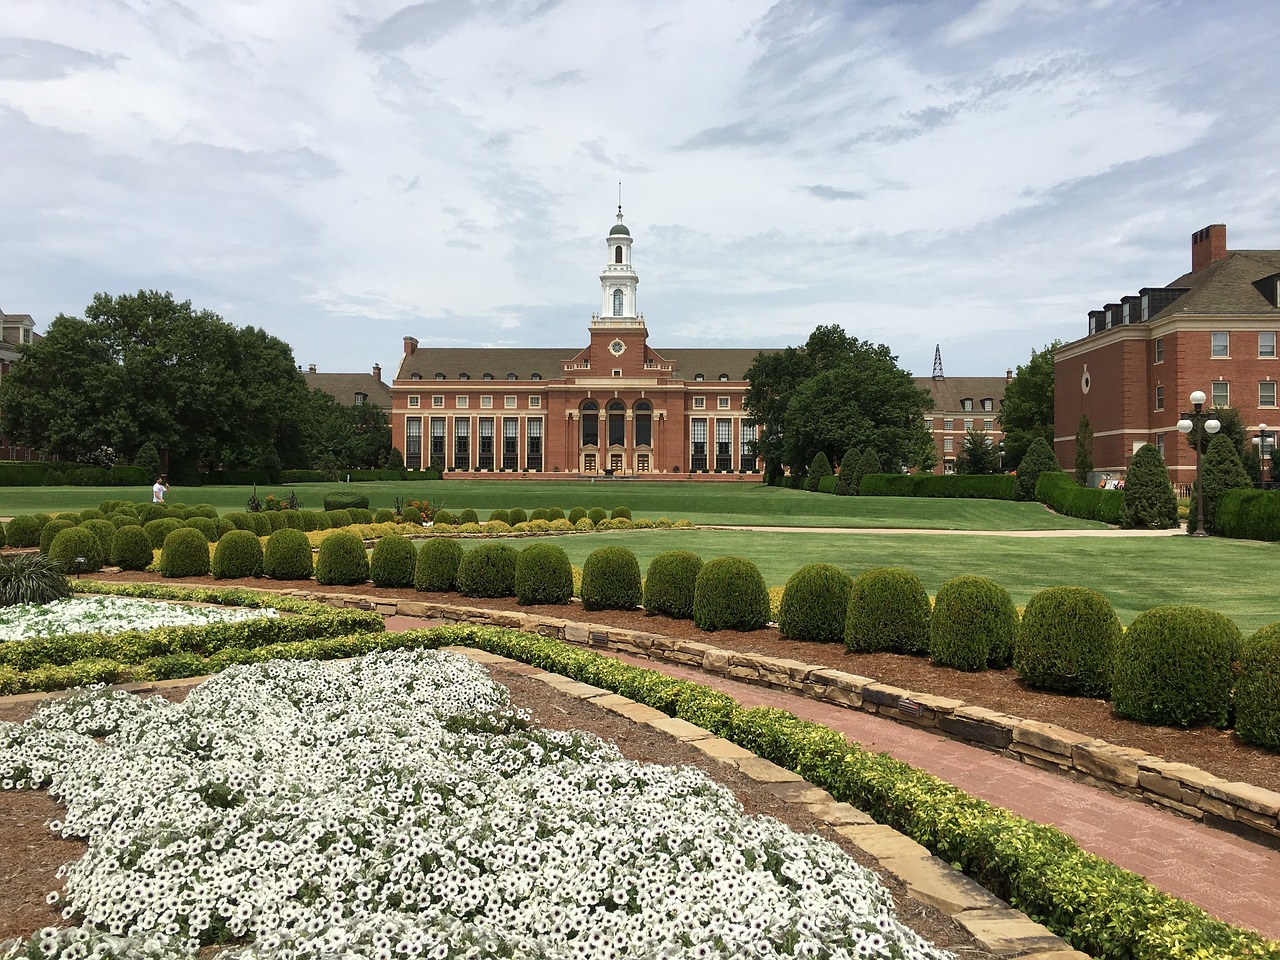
1215;488;1280;541
1037;472;1125;524
857;474;1017;499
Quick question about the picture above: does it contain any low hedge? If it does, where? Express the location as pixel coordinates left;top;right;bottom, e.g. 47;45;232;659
1037;473;1125;524
858;474;1016;499
1215;489;1280;541
323;493;370;512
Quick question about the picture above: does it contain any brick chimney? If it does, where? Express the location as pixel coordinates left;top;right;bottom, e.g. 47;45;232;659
1191;224;1227;273
307;364;316;373
372;362;382;380
403;336;418;357
1006;367;1013;382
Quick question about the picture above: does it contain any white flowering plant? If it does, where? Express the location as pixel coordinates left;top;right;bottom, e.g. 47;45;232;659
1;649;951;960
0;596;279;644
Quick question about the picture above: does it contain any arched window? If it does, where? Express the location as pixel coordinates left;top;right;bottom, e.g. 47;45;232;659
607;400;626;447
411;373;423;380
482;372;494;381
634;400;652;447
581;400;599;447
530;372;542;381
693;373;705;382
612;289;624;317
506;373;518;380
719;373;729;381
614;245;623;264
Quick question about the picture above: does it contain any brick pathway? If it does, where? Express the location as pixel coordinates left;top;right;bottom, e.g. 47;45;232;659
382;615;1280;938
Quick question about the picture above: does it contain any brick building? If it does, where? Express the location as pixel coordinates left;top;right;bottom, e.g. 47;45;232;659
0;309;50;462
1054;224;1280;486
920;346;1010;473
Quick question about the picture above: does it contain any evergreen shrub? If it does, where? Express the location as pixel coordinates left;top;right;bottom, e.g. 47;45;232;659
49;527;104;573
834;446;858;496
913;475;1016;500
348;508;373;525
265;511;288;531
182;517;217;542
778;563;852;643
281;509;307;530
432;510;454;525
263;528;313;581
1112;605;1241;728
81;519;117;557
1236;624;1280;749
610;505;632;520
580;546;642;611
1014;586;1119;697
211;529;264;579
507;508;528;525
402;506;424;524
415;538;464;592
1013;437;1063;501
458;508;479;525
223;512;254;532
586;507;607;526
38;519;75;555
546;507;566;521
806;452;833;492
929;575;1019;671
456;542;519;598
369;533;416;588
110;526;154;572
515;543;574;605
374;509;396;524
78;508;106;522
1120;443;1177;529
108;511;141;528
298;510;329;531
160;527;211;578
845;567;931;654
326;509;353;529
1187;433;1253;534
314;531;370;586
529;508;550;522
1215;489;1280;541
4;515;42;548
568;507;587;524
642;550;703;620
693;556;771;631
323;493;369;511
488;509;511;525
816;475;838;494
856;474;915;497
213;519;235;540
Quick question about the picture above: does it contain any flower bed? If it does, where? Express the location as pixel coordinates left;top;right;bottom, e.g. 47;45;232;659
0;650;950;960
0;596;279;643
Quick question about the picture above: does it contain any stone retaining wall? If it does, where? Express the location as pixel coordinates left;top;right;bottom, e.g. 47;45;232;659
292;589;1280;849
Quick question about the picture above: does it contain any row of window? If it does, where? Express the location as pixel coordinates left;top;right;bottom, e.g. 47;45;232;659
407;395;542;410
689;419;757;471
959;398;996;412
404;417;544;472
1154;381;1279;410
407;371;738;382
926;418;996;432
1154;332;1278;363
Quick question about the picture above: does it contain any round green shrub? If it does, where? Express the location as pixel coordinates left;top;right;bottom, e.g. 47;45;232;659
370;533;416;588
929;575;1019;671
160;527;211;578
488;509;510;525
78;508;106;523
182;517;217;542
587;507;607;526
247;513;272;537
54;512;81;524
222;512;253;531
281;509;306;530
110;525;154;572
642;550;703;620
546;507;566;521
263;528;313;581
326;509;354;529
108;511;142;528
1236;624;1280;749
515;543;574;605
778;564;852;643
265;511;288;531
32;513;53;530
456;542;519;598
4;515;42;548
1014;586;1120;696
568;507;587;524
374;509;396;524
845;567;932;655
38;519;75;555
211;529;264;579
296;510;325;531
349;508;373;525
314;531;370;586
191;504;219;519
580;547;642;611
693;556;770;631
214;518;235;540
80;519;118;558
134;504;165;523
402;506;424;524
507;508;528;525
432;509;454;526
143;517;183;551
49;526;104;573
415;538;464;592
455;508;478;525
529;508;550;522
1112;605;1241;728
610;505;631;520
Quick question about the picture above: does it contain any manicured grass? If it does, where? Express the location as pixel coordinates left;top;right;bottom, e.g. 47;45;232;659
0;481;1103;531
537;529;1280;634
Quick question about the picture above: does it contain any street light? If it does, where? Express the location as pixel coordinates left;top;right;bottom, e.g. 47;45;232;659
1175;390;1221;537
998;440;1005;472
1257;423;1272;490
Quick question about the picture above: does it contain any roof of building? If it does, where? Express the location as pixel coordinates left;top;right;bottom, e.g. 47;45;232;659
1154;250;1280;320
394;347;767;383
916;376;1008;412
303;371;391;408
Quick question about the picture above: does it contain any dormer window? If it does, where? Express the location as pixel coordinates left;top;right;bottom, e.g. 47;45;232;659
961;398;973;411
694;373;705;382
530;372;542;381
411;373;423;380
354;392;367;405
21;328;31;344
482;372;494;381
459;372;470;380
433;372;445;380
718;373;729;381
506;373;518;380
612;289;624;316
981;398;994;412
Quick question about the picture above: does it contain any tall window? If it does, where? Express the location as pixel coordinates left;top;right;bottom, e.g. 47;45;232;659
502;418;519;469
1212;380;1230;407
715;419;732;470
690;418;707;471
962;399;973;411
581;401;599;446
1154;337;1164;363
612;289;624;316
478;418;494;470
607;401;626;446
453;418;470;470
1155;385;1164;411
526;419;543;471
1261;382;1278;408
429;418;446;469
1261;332;1277;358
614;245;623;264
944;438;953;453
740;422;757;471
634;400;652;446
1212;332;1230;357
405;418;422;471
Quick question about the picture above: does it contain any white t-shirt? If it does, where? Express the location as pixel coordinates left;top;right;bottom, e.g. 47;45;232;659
152;482;166;502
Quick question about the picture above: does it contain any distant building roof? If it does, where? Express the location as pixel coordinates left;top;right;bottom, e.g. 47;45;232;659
917;376;1008;414
393;347;766;383
303;370;391;409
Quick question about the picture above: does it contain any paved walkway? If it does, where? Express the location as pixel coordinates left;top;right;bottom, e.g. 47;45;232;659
384;615;1280;939
699;525;1185;537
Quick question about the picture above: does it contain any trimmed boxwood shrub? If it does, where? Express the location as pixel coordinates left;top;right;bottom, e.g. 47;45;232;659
182;517;218;542
349;508;373;525
507;508;528;525
223;512;255;532
108;511;142;528
263;528;313;581
1236;624;1280;749
323;493;369;512
778;563;852;643
568;507;587;524
642;550;703;620
211;529;264;579
529;508;550;522
265;511;288;531
374;509;396;524
546;507;566;521
458;508;479;525
845;567;931;654
693;556;771;632
586;507;607;527
456;542;519;598
314;531;370;586
160;527;211;578
78;508;106;522
109;525;154;572
49;527;104;573
4;515;43;548
38;519;75;555
1215;488;1280;541
80;519;117;557
488;509;511;525
213;518;235;540
298;510;329;532
415;538;464;592
929;575;1019;671
515;543;574;605
369;533;416;588
1112;605;1241;728
580;546;642;611
326;509;354;529
280;509;306;530
1014;586;1120;697
610;506;632;520
431;509;453;526
143;517;183;551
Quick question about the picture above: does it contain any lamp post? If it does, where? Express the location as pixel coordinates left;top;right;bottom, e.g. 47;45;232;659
1258;423;1272;490
1175;390;1221;537
998;440;1005;472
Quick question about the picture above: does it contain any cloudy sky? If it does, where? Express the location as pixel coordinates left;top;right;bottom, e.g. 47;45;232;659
3;1;1279;380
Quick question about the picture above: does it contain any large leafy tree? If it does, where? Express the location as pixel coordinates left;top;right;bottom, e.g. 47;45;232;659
745;325;932;478
957;430;997;475
0;291;310;477
300;390;394;472
999;341;1060;472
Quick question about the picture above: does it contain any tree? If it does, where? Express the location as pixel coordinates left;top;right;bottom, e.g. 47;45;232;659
806;451;833;492
743;346;810;484
833;446;859;496
998;342;1060;473
1074;415;1094;485
854;448;881;493
1013;437;1063;502
957;431;997;475
1121;443;1177;529
1184;406;1247;459
1188;432;1253;534
0;291;310;477
134;441;162;480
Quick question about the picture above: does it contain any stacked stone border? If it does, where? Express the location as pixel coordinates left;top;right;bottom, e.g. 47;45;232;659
279;588;1280;849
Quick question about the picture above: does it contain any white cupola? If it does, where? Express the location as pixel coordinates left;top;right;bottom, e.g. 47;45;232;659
595;205;641;327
